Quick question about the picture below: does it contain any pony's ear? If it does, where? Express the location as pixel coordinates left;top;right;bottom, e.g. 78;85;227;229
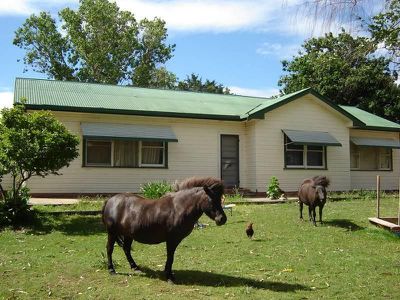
203;186;215;200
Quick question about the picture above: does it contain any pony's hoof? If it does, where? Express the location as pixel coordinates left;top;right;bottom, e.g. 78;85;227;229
132;267;143;274
167;278;175;284
109;269;116;275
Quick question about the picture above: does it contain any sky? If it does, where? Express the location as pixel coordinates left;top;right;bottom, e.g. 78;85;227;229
0;0;383;109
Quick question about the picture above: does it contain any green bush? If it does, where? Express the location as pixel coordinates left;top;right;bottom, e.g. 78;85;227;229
0;186;32;226
266;176;282;199
140;181;173;199
225;186;243;202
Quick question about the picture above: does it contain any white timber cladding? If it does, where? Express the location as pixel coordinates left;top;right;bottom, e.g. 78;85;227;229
350;129;400;190
252;94;352;192
25;111;247;193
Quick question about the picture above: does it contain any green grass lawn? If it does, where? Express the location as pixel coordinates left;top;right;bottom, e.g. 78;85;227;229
0;197;399;299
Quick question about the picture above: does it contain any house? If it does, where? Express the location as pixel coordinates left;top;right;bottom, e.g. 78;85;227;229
9;77;400;196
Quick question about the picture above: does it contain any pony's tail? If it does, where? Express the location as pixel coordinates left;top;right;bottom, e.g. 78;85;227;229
313;176;330;188
101;199;109;225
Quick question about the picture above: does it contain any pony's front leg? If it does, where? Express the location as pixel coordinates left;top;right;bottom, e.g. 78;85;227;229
165;240;179;283
308;206;312;221
319;205;324;224
312;207;317;226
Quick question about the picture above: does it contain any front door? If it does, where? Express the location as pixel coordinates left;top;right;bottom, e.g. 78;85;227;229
220;135;239;187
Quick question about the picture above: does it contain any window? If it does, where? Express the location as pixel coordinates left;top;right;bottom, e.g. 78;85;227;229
350;143;392;170
140;141;165;166
350;143;360;169
86;140;112;166
284;135;325;168
85;139;166;168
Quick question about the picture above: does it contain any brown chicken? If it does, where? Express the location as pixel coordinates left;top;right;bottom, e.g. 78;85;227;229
246;222;254;239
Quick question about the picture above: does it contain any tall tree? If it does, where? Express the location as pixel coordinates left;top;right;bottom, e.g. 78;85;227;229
13;0;175;86
370;0;400;69
279;31;400;122
177;74;231;94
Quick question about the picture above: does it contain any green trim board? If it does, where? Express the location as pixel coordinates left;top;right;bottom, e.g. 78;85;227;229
350;137;400;149
81;123;178;142
282;129;342;146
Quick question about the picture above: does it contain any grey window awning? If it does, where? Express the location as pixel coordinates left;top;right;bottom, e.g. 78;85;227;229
81;123;178;142
283;129;342;146
350;137;400;148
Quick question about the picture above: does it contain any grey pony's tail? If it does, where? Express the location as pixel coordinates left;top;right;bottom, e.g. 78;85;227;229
101;198;125;248
312;176;330;188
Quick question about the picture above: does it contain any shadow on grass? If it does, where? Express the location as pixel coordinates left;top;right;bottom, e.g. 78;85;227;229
323;219;364;231
24;212;104;236
116;267;311;292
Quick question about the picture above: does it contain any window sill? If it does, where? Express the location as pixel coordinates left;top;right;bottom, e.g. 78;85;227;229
350;169;393;172
82;165;168;169
284;166;327;170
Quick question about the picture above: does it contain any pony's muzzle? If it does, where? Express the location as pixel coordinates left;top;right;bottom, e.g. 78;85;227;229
215;213;227;226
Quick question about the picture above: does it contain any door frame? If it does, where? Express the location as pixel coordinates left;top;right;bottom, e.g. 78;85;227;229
220;134;240;187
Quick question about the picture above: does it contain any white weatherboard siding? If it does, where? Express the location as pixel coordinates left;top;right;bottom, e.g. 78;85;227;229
350;129;400;190
253;95;352;192
25;112;247;193
244;120;257;191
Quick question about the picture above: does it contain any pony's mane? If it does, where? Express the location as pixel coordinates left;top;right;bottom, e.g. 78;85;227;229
312;176;330;188
173;177;224;191
301;176;330;188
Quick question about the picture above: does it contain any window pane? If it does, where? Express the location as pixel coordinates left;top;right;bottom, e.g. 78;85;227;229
307;151;323;166
114;141;138;167
359;147;378;170
350;143;359;169
379;148;391;169
286;151;303;166
351;153;359;169
142;147;164;165
87;141;111;165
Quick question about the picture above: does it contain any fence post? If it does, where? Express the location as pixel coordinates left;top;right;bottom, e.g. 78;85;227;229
376;175;380;218
398;177;400;225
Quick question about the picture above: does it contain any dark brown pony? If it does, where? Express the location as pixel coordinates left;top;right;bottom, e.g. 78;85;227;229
102;177;227;283
298;176;330;226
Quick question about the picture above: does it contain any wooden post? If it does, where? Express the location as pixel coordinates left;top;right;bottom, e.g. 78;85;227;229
376;175;380;218
398;178;400;225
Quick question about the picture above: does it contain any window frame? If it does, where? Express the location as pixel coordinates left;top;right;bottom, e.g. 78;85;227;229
85;139;113;167
350;143;393;171
284;135;327;169
83;138;168;169
139;141;166;167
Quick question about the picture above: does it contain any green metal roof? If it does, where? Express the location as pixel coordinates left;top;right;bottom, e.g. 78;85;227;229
350;137;400;148
13;78;400;131
81;123;178;142
340;106;400;132
283;129;342;146
14;78;263;121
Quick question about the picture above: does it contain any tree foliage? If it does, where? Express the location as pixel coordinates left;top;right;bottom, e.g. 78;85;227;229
370;0;400;68
0;103;79;225
279;31;400;122
177;74;231;94
13;0;175;86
